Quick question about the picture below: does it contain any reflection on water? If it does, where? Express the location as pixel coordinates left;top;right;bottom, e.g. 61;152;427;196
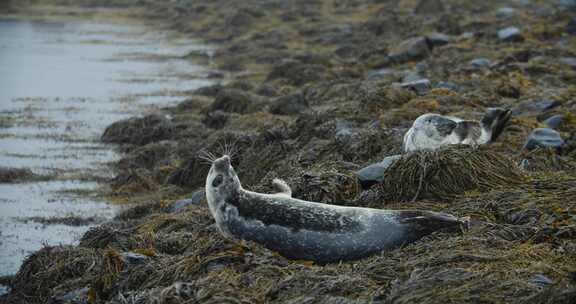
0;17;213;277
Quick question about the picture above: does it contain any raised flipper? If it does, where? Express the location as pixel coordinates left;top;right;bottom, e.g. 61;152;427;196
272;178;292;197
481;108;512;142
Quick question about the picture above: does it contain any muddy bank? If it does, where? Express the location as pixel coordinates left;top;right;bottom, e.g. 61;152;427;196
3;0;576;303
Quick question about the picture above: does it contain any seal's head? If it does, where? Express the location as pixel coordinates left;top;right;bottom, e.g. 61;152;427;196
206;155;241;207
412;113;457;140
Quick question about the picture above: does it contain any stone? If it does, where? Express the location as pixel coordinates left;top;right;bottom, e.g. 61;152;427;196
531;273;554;286
399;79;431;94
495;7;516;18
388;37;430;64
566;17;576;34
543;114;564;129
523;128;565;151
435;81;462;92
469;58;491;69
498;27;523;42
170;190;206;213
402;71;424;83
356;155;402;189
269;92;308;115
426;32;451;47
558;0;576;10
121;252;151;265
334;120;356;142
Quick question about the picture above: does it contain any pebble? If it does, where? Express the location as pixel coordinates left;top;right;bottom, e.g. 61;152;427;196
121;252;151;265
523;128;565;151
170;190;206;213
469;58;491;68
498;27;523;42
495;7;516;18
531;273;554;286
426;32;451;47
356;155;402;189
543;114;564;129
400;79;431;94
559;57;576;69
402;71;425;82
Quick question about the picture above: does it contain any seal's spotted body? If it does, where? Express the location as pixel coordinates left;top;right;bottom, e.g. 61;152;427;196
206;155;466;263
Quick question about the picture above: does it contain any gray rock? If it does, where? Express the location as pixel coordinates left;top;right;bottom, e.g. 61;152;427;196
170;190;206;213
335;120;356;141
531;273;554;286
560;57;576;69
388;37;430;64
498;27;523;42
523;128;565;151
400;79;431;94
495;7;516;18
436;81;462;92
356;155;402;189
567;17;576;34
402;71;425;83
512;99;560;116
0;285;9;297
558;0;576;9
426;32;451;47
469;58;491;68
121;252;151;265
367;68;397;80
543;114;564;129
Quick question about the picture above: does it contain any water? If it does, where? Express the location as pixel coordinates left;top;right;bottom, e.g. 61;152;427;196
0;16;213;278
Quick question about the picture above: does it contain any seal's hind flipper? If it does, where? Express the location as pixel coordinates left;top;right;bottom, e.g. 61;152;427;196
481;108;512;142
272;178;292;197
397;211;468;238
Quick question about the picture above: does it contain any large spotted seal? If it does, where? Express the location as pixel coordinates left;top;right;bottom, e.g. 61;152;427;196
403;108;511;152
206;155;467;264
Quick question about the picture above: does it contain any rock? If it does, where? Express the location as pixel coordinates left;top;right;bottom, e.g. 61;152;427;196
356;155;402;189
121;252;151;265
269;92;308;115
558;0;576;10
414;0;445;15
402;71;424;83
498;26;523;42
495;7;516;18
435;81;462;92
523;128;565;151
334;120;356;142
512;99;560;116
531;273;554;286
170;190;206;213
399;79;431;94
426;32;451;47
202;110;229;129
367;68;399;80
543;114;564;129
388;37;430;64
560;57;576;69
210;89;260;114
566;17;576;34
101;114;175;146
469;58;491;69
50;287;90;304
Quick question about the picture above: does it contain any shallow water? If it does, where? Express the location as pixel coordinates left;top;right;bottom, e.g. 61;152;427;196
0;16;213;278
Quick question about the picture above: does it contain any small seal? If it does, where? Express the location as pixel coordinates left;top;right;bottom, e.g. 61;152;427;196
403;108;511;152
206;155;467;264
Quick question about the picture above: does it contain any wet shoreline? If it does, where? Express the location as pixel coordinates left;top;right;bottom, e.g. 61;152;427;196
0;9;214;281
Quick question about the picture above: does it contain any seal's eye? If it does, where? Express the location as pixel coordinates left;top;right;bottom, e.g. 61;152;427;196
212;175;223;187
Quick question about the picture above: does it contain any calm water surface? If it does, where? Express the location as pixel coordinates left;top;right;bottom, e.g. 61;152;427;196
0;16;213;282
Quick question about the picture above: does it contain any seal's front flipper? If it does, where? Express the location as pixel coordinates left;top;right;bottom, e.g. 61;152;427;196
481;108;512;142
397;211;468;239
272;178;292;197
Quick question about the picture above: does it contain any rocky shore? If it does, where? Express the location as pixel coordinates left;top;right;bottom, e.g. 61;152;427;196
2;0;576;303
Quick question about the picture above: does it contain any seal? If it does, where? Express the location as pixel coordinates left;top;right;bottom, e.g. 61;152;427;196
403;108;511;152
205;155;467;264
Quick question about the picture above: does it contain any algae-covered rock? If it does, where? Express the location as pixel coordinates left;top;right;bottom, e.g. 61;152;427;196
372;146;528;202
101;114;174;146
